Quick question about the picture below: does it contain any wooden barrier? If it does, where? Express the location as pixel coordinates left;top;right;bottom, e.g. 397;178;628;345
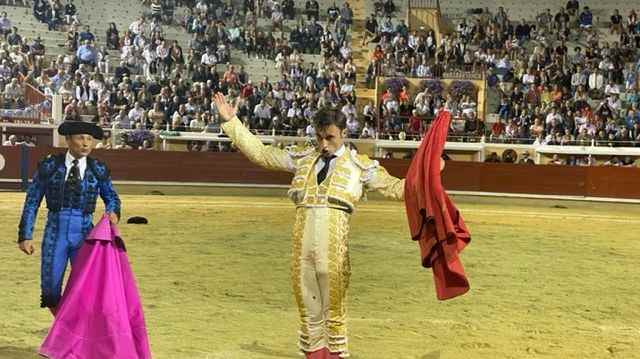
1;146;639;199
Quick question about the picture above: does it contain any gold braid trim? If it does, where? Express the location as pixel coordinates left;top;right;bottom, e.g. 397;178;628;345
291;208;309;343
221;116;295;173
327;208;351;356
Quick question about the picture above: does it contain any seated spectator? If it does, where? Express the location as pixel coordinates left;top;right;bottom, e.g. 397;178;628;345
47;0;63;31
75;78;93;102
150;0;163;22
566;0;579;17
63;99;80;121
360;122;376;139
7;27;21;46
271;4;284;33
491;118;506;141
519;151;535;165
305;0;319;21
2;134;18;146
610;9;623;34
0;12;11;39
189;112;205;131
76;40;97;67
3;78;23;107
363;14;378;46
485;152;501;163
200;47;217;68
383;0;396;16
64;0;78;25
549;154;564;165
33;0;49;23
106;23;120;50
579;6;593;29
29;36;45;57
345;114;360;138
79;25;95;42
327;2;339;23
340;2;353;28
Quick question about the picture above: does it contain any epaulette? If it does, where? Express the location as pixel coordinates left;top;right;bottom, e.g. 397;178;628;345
37;153;63;179
285;142;316;158
87;157;111;180
349;149;379;171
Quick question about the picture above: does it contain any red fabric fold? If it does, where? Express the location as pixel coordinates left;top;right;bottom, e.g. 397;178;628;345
404;110;471;300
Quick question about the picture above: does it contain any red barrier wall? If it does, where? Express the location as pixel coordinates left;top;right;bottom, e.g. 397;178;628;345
1;146;638;199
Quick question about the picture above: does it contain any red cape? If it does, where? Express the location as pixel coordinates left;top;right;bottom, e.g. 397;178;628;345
404;110;471;300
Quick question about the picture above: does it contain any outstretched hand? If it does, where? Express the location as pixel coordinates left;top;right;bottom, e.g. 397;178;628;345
212;92;238;123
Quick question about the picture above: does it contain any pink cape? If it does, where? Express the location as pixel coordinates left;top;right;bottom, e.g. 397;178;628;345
39;215;152;359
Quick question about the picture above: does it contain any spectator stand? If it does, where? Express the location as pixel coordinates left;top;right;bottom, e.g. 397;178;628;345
1;74;54;146
407;0;445;45
375;71;487;134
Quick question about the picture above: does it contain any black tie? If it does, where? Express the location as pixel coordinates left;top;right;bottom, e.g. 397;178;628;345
66;159;80;186
317;155;336;184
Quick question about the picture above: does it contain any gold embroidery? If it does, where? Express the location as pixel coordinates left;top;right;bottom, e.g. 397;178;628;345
221;117;295;173
291;208;307;338
367;166;406;201
327;209;351;355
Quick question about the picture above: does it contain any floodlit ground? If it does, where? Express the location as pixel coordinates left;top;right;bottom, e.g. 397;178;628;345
1;192;639;359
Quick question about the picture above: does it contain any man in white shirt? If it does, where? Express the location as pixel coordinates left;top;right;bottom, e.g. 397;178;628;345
253;100;272;122
113;109;131;129
200;48;217;67
213;95;405;358
340;101;356;119
3;134;18;146
129;17;145;36
588;69;605;93
0;11;12;38
18;120;120;313
128;102;145;125
545;108;563;126
571;66;587;89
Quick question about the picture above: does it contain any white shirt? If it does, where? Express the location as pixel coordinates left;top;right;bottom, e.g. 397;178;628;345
65;151;87;180
128;107;144;122
201;53;217;66
314;145;346;178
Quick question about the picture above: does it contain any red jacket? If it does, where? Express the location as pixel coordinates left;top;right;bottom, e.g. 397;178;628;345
404;110;471;300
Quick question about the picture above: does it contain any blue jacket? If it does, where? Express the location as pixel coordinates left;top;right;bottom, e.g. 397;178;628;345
18;153;121;241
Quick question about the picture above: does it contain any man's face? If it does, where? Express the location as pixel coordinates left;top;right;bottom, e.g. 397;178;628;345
315;124;346;158
67;134;94;158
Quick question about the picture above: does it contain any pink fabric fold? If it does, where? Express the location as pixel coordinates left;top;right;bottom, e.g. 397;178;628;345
40;215;152;359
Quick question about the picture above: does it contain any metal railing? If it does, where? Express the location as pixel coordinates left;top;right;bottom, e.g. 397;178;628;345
409;0;440;9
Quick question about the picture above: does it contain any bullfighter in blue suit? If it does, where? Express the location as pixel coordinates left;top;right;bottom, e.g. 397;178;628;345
18;121;121;314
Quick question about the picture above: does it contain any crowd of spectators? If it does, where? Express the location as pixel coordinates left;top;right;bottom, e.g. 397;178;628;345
370;1;640;148
3;0;640;154
27;0;357;149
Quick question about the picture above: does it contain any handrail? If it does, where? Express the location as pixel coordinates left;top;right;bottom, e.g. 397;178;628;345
409;0;440;9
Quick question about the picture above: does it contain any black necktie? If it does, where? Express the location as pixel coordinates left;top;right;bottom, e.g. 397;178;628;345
317;155;336;184
66;159;80;186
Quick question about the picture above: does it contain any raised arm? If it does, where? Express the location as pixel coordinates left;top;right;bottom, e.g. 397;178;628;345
214;93;295;173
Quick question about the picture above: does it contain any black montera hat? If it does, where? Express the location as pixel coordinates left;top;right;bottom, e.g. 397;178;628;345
58;121;104;140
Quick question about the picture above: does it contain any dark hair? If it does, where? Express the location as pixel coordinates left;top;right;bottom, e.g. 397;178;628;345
313;107;347;130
